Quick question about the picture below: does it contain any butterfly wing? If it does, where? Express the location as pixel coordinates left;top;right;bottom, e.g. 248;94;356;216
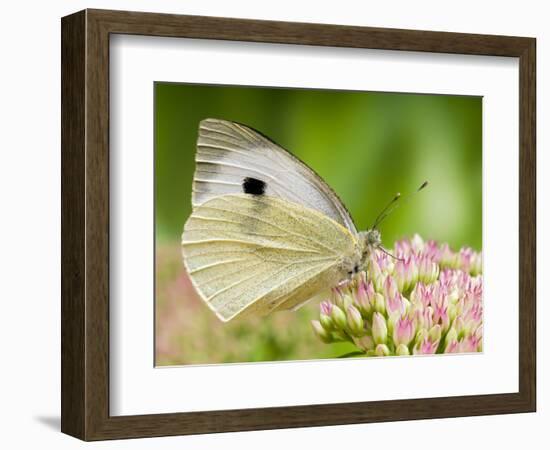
182;194;357;322
192;118;358;235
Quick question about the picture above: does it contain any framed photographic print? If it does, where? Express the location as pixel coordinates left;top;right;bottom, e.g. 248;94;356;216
61;9;536;441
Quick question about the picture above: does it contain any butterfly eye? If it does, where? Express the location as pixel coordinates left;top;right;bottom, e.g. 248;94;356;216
242;177;266;195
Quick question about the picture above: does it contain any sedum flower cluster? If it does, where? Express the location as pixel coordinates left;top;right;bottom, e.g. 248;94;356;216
311;235;483;357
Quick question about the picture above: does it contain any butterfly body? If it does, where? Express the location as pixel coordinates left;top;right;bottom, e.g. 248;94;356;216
182;118;382;322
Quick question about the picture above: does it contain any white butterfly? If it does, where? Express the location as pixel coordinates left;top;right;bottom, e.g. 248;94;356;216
182;118;424;322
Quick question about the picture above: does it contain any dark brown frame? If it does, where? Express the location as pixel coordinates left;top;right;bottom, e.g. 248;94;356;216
61;8;536;441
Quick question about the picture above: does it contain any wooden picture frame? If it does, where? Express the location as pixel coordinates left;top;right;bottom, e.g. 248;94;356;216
61;8;536;441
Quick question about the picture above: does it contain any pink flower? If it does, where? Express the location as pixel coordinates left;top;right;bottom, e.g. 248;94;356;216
386;291;405;316
414;337;439;355
383;275;399;301
393;317;415;346
445;340;460;353
432;300;449;331
393;257;418;293
459;334;482;353
423;240;440;260
320;301;333;316
312;235;483;358
355;278;370;313
417;256;439;284
375;252;393;273
410;282;432;307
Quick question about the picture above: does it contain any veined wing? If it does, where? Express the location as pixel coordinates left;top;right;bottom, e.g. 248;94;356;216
192;118;358;235
181;194;357;322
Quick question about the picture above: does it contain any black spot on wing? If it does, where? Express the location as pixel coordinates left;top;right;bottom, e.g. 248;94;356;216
242;177;266;195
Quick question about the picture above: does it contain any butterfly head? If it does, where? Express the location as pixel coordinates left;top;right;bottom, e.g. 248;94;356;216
363;228;381;247
356;229;382;268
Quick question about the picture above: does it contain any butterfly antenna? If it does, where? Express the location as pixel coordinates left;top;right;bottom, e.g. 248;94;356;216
372;181;429;229
377;246;404;262
371;192;401;230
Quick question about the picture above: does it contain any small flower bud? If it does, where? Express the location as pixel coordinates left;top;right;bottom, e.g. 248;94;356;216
331;287;345;309
454;316;465;338
386;310;399;337
439;243;454;268
459;247;474;273
330;304;347;330
320;301;332;315
471;253;482;276
375;343;390;356
353;335;374;352
475;324;483;341
346;304;364;336
365;280;376;301
445;327;458;347
447;289;460;304
414;329;428;346
394;260;407;293
409;282;421;305
444;328;460;353
368;258;384;292
311;320;332;343
372;312;388;345
428;324;442;343
319;301;334;330
374;293;386;314
355;280;370;313
423;306;434;330
411;234;424;252
396;344;410;356
451;253;461;269
447;303;457;322
320;313;333;330
401;297;411;314
342;294;354;310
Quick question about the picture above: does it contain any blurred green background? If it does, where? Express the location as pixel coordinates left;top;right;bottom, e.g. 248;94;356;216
155;82;482;366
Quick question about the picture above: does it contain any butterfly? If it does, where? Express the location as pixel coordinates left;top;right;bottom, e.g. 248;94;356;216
181;118;426;322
